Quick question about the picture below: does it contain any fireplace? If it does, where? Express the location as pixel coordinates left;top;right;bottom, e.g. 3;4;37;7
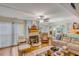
28;24;40;46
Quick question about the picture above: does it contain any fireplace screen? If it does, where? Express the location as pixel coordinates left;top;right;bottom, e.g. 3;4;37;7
29;35;39;44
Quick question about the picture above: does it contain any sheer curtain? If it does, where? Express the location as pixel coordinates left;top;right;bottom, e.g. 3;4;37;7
0;22;25;48
13;22;25;44
0;22;12;48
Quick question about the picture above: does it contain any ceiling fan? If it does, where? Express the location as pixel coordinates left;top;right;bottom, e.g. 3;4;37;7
38;15;50;23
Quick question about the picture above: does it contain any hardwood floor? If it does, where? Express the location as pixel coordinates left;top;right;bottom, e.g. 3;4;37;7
0;42;51;56
0;46;19;56
18;43;50;56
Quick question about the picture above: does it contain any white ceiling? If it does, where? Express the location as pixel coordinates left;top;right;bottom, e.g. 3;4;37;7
0;3;78;22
